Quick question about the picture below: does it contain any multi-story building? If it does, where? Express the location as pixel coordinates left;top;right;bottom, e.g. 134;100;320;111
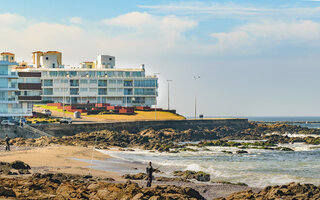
18;51;158;107
0;53;32;117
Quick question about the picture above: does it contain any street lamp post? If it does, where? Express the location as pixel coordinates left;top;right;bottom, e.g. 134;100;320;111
63;72;69;119
194;76;200;119
154;73;160;120
167;80;172;110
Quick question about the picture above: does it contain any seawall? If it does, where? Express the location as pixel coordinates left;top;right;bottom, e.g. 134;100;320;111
32;118;249;137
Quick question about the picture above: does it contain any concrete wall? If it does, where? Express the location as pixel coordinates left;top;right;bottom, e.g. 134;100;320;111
33;119;249;137
0;126;39;139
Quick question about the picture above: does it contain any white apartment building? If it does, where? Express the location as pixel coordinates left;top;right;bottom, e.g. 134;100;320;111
20;51;158;107
0;53;32;117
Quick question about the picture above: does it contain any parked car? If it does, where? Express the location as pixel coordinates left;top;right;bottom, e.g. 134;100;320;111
42;109;52;116
60;118;72;124
1;120;15;126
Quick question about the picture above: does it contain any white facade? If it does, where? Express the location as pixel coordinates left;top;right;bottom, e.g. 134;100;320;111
40;54;59;68
35;68;157;106
0;59;31;117
97;55;115;69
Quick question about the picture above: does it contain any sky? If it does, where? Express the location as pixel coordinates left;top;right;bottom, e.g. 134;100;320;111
1;0;320;117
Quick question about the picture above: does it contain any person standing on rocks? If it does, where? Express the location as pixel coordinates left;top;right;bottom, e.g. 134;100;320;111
146;161;154;187
5;135;10;151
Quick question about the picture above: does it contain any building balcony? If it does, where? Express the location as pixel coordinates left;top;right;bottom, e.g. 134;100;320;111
0;97;18;104
18;96;42;101
18;72;41;77
0;72;19;79
0;86;19;91
18;83;42;90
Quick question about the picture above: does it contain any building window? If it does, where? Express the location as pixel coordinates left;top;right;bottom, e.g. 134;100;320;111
97;71;106;77
125;72;130;77
98;80;107;87
132;72;142;77
108;80;117;84
43;79;53;86
124;80;133;87
98;88;107;95
46;57;48;60
70;88;79;95
89;80;97;84
124;88;133;95
49;71;57;77
134;88;155;95
109;58;112;60
69;71;77;77
134;80;157;87
70;80;79;87
80;88;88;92
43;88;53;95
107;71;115;77
80;79;88;84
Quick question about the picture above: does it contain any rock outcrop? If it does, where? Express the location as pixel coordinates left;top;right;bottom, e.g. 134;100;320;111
216;182;320;200
0;173;205;200
0;160;31;175
173;170;211;182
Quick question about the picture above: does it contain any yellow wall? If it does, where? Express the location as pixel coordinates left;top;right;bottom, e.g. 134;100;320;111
81;61;96;69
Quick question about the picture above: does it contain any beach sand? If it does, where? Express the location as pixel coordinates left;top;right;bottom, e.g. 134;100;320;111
0;145;119;179
0;145;260;199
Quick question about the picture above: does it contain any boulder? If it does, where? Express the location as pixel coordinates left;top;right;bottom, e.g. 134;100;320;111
0;186;15;197
122;173;148;180
11;161;31;170
173;170;210;182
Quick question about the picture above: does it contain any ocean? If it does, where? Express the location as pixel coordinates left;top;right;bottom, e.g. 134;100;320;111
96;142;320;188
84;117;320;188
187;116;320;129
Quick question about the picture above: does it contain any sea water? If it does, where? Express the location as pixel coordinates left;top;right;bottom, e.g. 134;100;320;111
97;142;320;188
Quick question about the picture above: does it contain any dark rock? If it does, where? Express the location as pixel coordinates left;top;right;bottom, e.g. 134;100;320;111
0;186;15;197
11;161;31;170
236;150;248;154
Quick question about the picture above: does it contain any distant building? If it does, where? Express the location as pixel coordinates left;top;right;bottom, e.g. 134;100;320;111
15;51;158;108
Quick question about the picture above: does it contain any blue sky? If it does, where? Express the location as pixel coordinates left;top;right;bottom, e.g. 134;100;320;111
1;0;320;116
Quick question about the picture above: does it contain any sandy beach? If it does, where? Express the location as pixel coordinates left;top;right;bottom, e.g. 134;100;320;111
0;145;261;199
0;145;119;179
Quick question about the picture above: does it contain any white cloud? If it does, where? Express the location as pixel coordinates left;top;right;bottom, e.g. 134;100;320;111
0;13;26;27
102;12;197;47
139;2;320;19
210;20;320;52
102;11;197;32
102;12;153;27
69;17;83;24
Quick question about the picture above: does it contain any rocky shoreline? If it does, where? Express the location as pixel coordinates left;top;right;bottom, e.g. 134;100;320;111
4;122;320;153
0;122;319;199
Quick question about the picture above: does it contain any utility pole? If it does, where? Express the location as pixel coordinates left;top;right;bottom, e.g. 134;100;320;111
167;80;172;110
194;76;200;119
